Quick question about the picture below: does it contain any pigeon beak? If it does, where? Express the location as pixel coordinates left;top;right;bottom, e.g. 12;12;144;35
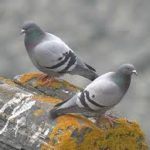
132;70;138;76
20;29;25;35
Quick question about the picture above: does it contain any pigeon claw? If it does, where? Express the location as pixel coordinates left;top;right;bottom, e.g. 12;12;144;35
104;114;117;127
37;74;54;86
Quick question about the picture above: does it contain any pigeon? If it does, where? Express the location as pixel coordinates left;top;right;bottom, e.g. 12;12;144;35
21;21;98;82
50;64;137;124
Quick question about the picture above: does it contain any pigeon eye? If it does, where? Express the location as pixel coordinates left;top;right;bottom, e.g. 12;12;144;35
126;67;130;71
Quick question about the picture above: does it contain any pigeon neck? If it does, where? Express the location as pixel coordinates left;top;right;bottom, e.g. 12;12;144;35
25;30;45;50
113;72;131;94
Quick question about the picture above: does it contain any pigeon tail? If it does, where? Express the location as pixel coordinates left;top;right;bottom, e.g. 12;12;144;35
72;64;99;81
86;71;99;81
49;108;60;120
49;106;86;120
79;69;99;81
85;63;96;72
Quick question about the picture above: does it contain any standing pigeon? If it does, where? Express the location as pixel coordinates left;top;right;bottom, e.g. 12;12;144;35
21;21;98;82
50;64;137;124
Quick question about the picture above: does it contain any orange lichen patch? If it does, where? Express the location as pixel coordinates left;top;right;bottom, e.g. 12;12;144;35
16;72;81;92
35;78;63;89
33;109;45;117
36;78;80;91
55;114;96;131
41;116;148;150
41;115;97;150
32;95;62;104
18;72;41;85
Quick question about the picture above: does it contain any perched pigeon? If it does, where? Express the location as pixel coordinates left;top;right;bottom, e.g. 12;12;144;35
50;64;137;123
21;21;98;81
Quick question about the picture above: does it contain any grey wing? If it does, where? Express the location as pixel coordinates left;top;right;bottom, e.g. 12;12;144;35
56;94;79;110
33;33;98;80
81;77;123;111
46;33;97;73
49;94;80;120
33;40;76;73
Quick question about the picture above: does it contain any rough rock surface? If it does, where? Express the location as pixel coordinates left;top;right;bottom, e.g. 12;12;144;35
0;72;148;150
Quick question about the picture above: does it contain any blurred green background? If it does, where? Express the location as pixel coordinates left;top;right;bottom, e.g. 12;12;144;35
0;0;150;145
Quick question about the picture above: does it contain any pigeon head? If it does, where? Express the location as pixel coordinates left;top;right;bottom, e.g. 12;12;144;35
21;21;44;36
21;22;45;49
117;64;137;76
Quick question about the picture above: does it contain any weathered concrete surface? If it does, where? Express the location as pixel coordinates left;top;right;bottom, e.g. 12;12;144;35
0;72;148;150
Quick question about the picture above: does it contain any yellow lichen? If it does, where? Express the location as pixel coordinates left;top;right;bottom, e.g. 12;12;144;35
41;115;148;150
18;72;41;85
32;95;62;104
0;76;16;86
33;109;45;116
35;78;64;89
42;115;96;150
17;72;80;92
35;78;80;91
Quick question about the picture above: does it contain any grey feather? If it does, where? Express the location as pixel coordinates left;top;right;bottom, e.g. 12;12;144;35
49;94;80;120
22;22;98;81
49;64;137;119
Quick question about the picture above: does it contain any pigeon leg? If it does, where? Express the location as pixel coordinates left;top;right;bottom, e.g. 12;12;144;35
104;114;117;126
38;74;54;86
43;77;55;86
94;114;116;127
38;74;49;81
95;117;101;127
